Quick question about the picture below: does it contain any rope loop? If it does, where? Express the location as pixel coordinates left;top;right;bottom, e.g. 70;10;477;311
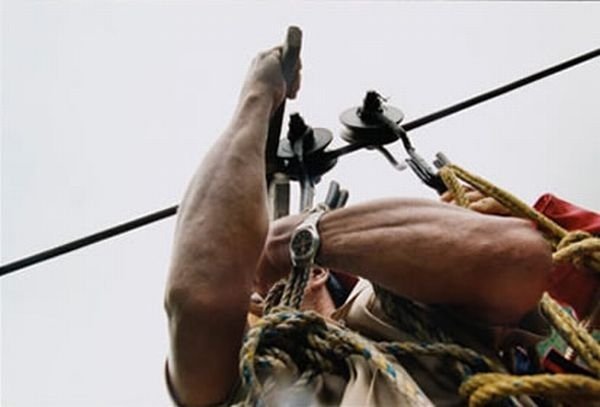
553;231;600;270
439;166;468;208
556;230;593;250
459;373;600;407
240;303;503;404
441;164;567;244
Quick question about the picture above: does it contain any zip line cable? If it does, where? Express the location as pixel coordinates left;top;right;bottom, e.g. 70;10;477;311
0;206;179;276
402;47;600;132
321;46;600;161
1;46;599;278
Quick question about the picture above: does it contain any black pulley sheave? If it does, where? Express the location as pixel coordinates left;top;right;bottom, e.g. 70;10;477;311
340;91;405;146
339;91;447;194
278;113;337;180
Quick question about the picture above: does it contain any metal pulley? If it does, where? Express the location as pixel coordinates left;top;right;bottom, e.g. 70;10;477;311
278;113;337;180
339;91;448;194
339;91;405;146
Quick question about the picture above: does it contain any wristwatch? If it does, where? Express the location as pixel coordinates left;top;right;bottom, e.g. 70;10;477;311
289;204;328;268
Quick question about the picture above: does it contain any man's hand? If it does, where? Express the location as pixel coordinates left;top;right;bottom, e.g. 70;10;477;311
255;213;304;295
441;186;511;216
240;46;302;116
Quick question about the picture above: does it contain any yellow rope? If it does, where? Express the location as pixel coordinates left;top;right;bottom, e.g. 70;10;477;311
439;167;468;208
439;162;600;405
553;231;600;270
459;373;600;406
443;163;600;271
540;293;600;373
442;164;567;244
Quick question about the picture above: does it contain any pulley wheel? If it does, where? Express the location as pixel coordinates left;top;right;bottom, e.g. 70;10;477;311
285;154;338;181
340;105;404;145
278;128;334;159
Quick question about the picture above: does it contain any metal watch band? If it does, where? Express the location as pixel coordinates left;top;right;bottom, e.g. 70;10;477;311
289;205;328;268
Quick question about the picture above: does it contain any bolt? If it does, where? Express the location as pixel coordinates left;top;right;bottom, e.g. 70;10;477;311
358;91;386;123
288;113;308;142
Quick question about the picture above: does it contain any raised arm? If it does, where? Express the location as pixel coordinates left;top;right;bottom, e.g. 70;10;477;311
261;198;552;324
164;47;299;406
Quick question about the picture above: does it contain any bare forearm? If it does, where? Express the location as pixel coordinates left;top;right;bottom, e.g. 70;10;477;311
167;92;272;308
266;198;552;323
319;198;552;322
163;42;299;406
165;92;272;406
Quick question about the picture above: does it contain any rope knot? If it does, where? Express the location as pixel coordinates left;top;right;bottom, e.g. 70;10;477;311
557;230;593;250
240;306;427;402
553;230;600;271
263;279;286;315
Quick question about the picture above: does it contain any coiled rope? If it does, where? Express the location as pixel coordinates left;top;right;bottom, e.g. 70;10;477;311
459;373;600;406
240;163;600;406
240;250;499;404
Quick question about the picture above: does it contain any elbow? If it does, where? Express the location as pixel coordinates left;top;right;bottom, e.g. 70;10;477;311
164;282;251;330
479;219;553;323
164;284;195;320
164;267;251;323
164;280;205;323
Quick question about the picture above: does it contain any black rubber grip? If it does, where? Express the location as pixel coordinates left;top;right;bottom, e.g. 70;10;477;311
324;181;341;208
281;26;302;88
266;26;303;176
337;190;349;209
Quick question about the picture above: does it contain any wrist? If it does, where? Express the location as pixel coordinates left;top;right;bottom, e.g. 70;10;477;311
261;209;333;286
239;83;283;115
289;205;328;267
238;87;275;110
313;210;337;267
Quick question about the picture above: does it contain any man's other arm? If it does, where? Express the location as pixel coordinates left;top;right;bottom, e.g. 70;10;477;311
263;198;552;325
164;48;295;406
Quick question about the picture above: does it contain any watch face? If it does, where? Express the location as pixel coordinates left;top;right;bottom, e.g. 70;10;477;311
291;229;314;257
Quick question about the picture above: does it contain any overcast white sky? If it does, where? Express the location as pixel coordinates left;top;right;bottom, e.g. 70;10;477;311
2;2;600;406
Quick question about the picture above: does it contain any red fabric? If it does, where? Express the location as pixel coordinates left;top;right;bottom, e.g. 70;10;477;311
534;194;600;318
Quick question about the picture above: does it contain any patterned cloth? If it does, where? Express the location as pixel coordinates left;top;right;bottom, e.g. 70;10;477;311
533;194;600;374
